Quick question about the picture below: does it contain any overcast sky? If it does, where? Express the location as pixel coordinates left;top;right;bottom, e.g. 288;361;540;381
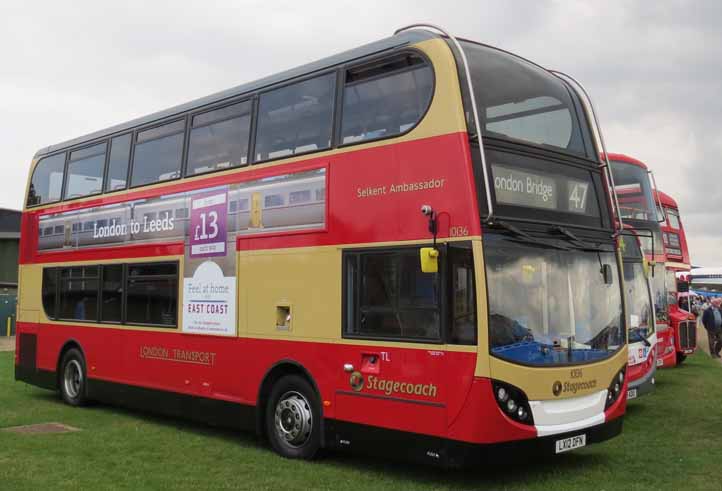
2;1;720;265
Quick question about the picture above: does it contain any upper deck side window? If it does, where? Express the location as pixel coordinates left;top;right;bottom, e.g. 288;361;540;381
131;119;185;187
65;143;106;200
609;161;656;222
254;73;336;162
187;100;252;176
460;41;588;156
340;53;434;145
27;153;65;207
666;208;681;229
105;134;131;192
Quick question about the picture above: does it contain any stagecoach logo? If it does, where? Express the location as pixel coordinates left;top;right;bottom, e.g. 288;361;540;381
349;371;364;392
552;381;563;396
552;378;598;397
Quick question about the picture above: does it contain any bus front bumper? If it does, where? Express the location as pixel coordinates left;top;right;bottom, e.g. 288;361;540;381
445;416;623;468
627;364;655;400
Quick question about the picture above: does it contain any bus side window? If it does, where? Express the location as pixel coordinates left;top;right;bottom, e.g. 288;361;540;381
131;120;185;187
126;262;178;327
448;243;477;345
105;134;131;192
27;153;65;207
58;266;100;322
42;268;59;319
254;73;335;162
187;100;251;176
65;143;106;200
340;53;433;145
344;248;441;342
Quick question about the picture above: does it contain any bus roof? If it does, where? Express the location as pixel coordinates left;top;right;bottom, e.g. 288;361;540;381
656;190;678;209
34;29;437;159
606;153;649;170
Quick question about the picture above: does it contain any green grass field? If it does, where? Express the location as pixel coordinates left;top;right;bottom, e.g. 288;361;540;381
1;352;721;491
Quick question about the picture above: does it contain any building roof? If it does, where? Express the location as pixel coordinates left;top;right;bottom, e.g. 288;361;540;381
0;209;20;234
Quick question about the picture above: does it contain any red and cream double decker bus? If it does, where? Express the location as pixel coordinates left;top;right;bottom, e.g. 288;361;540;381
15;25;627;466
657;190;696;363
608;154;658;394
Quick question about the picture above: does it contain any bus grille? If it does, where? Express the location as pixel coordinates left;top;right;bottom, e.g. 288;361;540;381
678;321;696;350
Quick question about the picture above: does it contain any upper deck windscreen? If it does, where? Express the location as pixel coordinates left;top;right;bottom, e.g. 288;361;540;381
460;41;588;156
610;160;657;222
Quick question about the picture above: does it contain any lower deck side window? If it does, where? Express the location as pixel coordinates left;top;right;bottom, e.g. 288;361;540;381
41;262;178;328
344;243;477;344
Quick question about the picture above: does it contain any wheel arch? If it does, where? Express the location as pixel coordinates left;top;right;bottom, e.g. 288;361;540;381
256;359;324;443
55;339;86;389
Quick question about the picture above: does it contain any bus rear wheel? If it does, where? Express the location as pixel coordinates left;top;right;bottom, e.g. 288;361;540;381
265;374;321;460
60;348;88;407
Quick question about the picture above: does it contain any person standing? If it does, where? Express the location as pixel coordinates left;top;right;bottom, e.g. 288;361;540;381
702;298;722;358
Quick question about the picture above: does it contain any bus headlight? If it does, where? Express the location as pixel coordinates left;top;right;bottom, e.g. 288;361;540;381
605;366;626;410
493;381;534;426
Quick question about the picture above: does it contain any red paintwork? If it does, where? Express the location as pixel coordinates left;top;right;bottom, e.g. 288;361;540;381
627;349;655;381
657;190;691;266
656;328;677;368
656;190;696;360
18;131;624;445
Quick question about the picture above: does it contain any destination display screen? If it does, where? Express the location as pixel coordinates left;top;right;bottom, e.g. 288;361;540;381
491;164;599;217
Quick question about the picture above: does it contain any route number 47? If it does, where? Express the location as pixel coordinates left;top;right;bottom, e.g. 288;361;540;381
568;182;589;212
194;210;219;240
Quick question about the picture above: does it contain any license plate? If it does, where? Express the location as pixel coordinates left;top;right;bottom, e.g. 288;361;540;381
656;358;664;367
627;388;637;400
555;434;586;454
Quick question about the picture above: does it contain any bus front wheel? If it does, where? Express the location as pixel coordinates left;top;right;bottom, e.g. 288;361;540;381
265;374;321;459
676;353;687;365
60;348;88;407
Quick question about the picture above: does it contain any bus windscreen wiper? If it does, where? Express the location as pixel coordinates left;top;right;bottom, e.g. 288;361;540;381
551;225;611;252
491;220;571;251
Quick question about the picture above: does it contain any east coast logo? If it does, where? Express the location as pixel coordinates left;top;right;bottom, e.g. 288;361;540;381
348;373;438;398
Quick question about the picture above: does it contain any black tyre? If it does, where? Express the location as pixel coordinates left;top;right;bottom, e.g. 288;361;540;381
676;353;687;365
265;374;321;459
59;348;88;406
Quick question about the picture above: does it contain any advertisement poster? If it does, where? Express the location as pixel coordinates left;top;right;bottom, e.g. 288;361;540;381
36;168;328;335
182;187;236;336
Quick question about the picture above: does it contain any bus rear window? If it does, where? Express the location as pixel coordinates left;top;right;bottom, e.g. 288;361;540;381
459;41;587;156
27;153;65;207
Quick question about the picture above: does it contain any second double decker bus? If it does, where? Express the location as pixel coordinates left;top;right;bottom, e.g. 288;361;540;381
608;153;664;372
658;190;696;363
16;25;627;466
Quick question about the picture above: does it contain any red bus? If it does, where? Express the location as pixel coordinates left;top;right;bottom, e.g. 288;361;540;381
16;25;627;466
608;154;658;394
657;190;696;363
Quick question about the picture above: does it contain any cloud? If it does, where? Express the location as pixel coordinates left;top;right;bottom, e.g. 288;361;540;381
1;0;720;264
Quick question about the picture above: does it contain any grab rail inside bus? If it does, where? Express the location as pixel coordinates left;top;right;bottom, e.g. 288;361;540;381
394;23;495;223
550;70;624;234
648;169;667;223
